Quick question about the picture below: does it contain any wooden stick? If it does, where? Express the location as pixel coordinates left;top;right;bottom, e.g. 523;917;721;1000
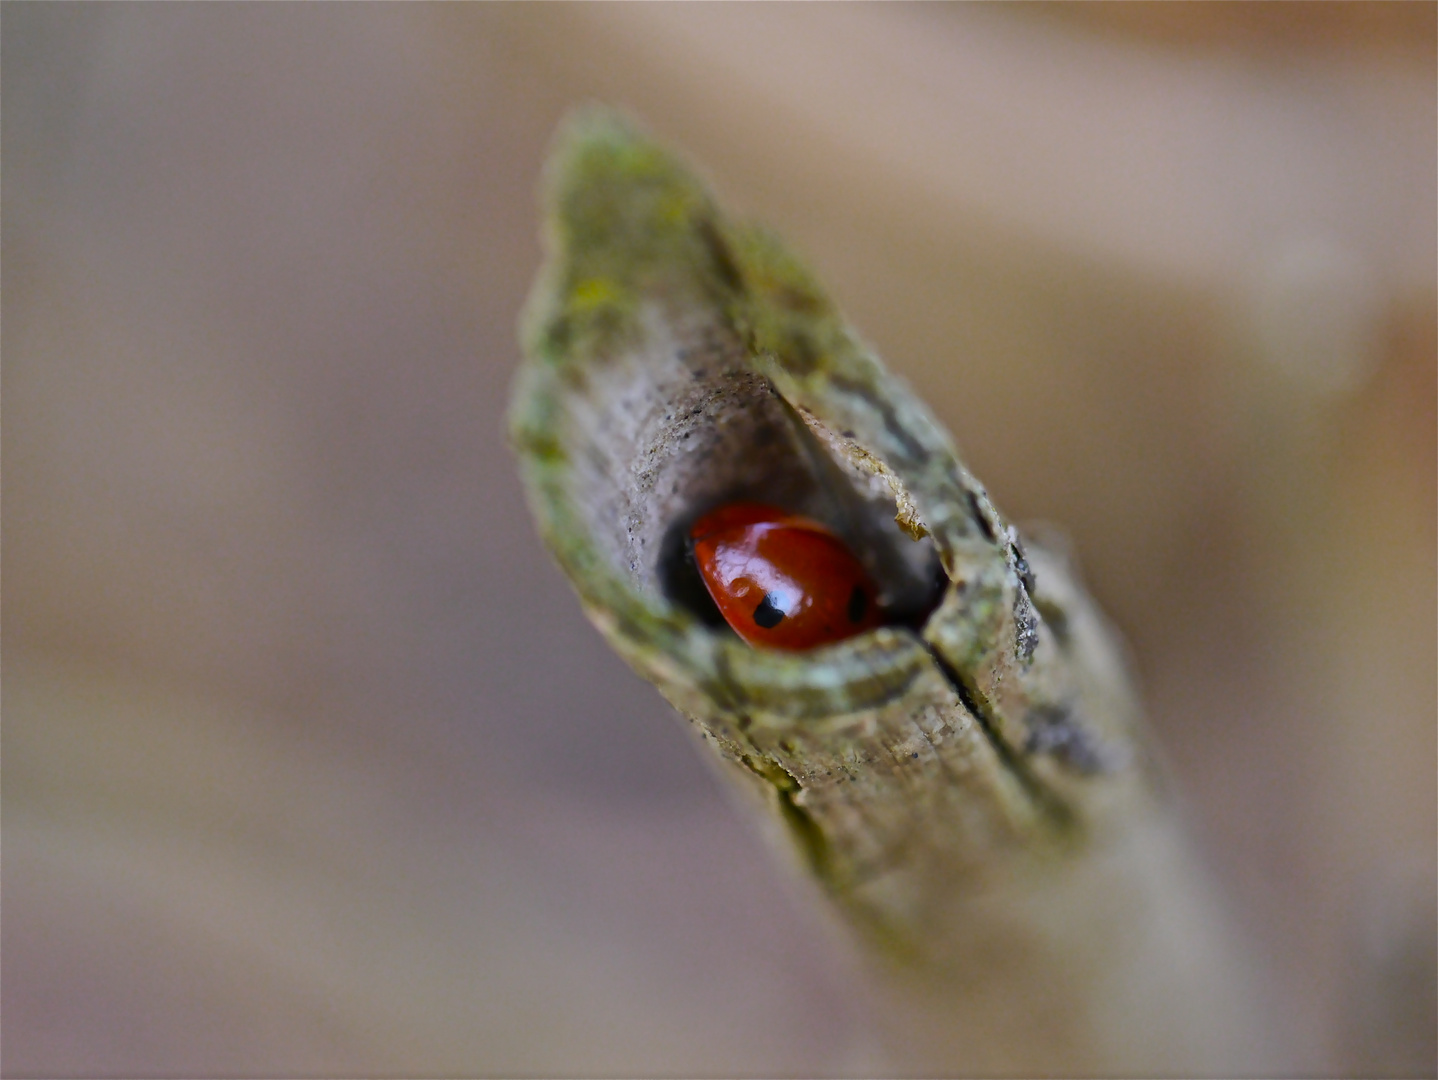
510;108;1272;1073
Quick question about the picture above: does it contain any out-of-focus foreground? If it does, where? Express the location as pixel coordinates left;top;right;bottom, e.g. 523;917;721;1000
4;5;1433;1076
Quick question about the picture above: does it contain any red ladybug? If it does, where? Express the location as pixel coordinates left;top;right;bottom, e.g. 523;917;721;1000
689;502;883;650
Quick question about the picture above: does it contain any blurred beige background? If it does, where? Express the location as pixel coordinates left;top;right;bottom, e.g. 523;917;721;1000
4;4;1434;1076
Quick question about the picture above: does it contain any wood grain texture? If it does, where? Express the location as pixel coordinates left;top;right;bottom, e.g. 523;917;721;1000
511;109;1270;1072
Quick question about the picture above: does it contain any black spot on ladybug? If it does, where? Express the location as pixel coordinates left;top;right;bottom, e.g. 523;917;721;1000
753;593;786;629
847;584;868;624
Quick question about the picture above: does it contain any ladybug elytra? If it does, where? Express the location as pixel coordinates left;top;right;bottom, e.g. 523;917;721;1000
689;502;883;650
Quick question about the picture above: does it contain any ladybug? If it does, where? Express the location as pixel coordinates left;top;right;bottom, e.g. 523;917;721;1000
689;502;884;650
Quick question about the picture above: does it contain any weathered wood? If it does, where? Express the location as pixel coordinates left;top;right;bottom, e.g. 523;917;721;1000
510;108;1270;1073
